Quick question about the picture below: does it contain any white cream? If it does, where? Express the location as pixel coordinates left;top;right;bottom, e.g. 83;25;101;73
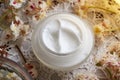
32;13;94;70
42;19;81;54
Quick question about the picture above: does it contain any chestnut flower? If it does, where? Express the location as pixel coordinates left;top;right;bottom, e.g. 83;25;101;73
10;16;30;40
75;72;99;80
9;0;26;9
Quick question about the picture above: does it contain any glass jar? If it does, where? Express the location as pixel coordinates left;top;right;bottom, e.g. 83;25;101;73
32;13;94;71
0;56;32;80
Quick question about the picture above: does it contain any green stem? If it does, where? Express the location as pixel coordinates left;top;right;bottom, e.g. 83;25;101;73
0;9;12;22
0;8;13;29
0;23;8;29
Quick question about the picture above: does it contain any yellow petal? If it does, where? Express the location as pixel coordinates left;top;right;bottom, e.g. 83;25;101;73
114;0;120;5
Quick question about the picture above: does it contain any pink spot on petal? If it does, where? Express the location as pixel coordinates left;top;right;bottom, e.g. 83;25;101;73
13;1;17;4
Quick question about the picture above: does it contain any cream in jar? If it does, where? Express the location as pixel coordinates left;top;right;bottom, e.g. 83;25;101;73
32;13;94;70
42;18;81;54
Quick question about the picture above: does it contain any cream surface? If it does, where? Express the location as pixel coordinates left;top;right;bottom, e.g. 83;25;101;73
42;18;81;54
